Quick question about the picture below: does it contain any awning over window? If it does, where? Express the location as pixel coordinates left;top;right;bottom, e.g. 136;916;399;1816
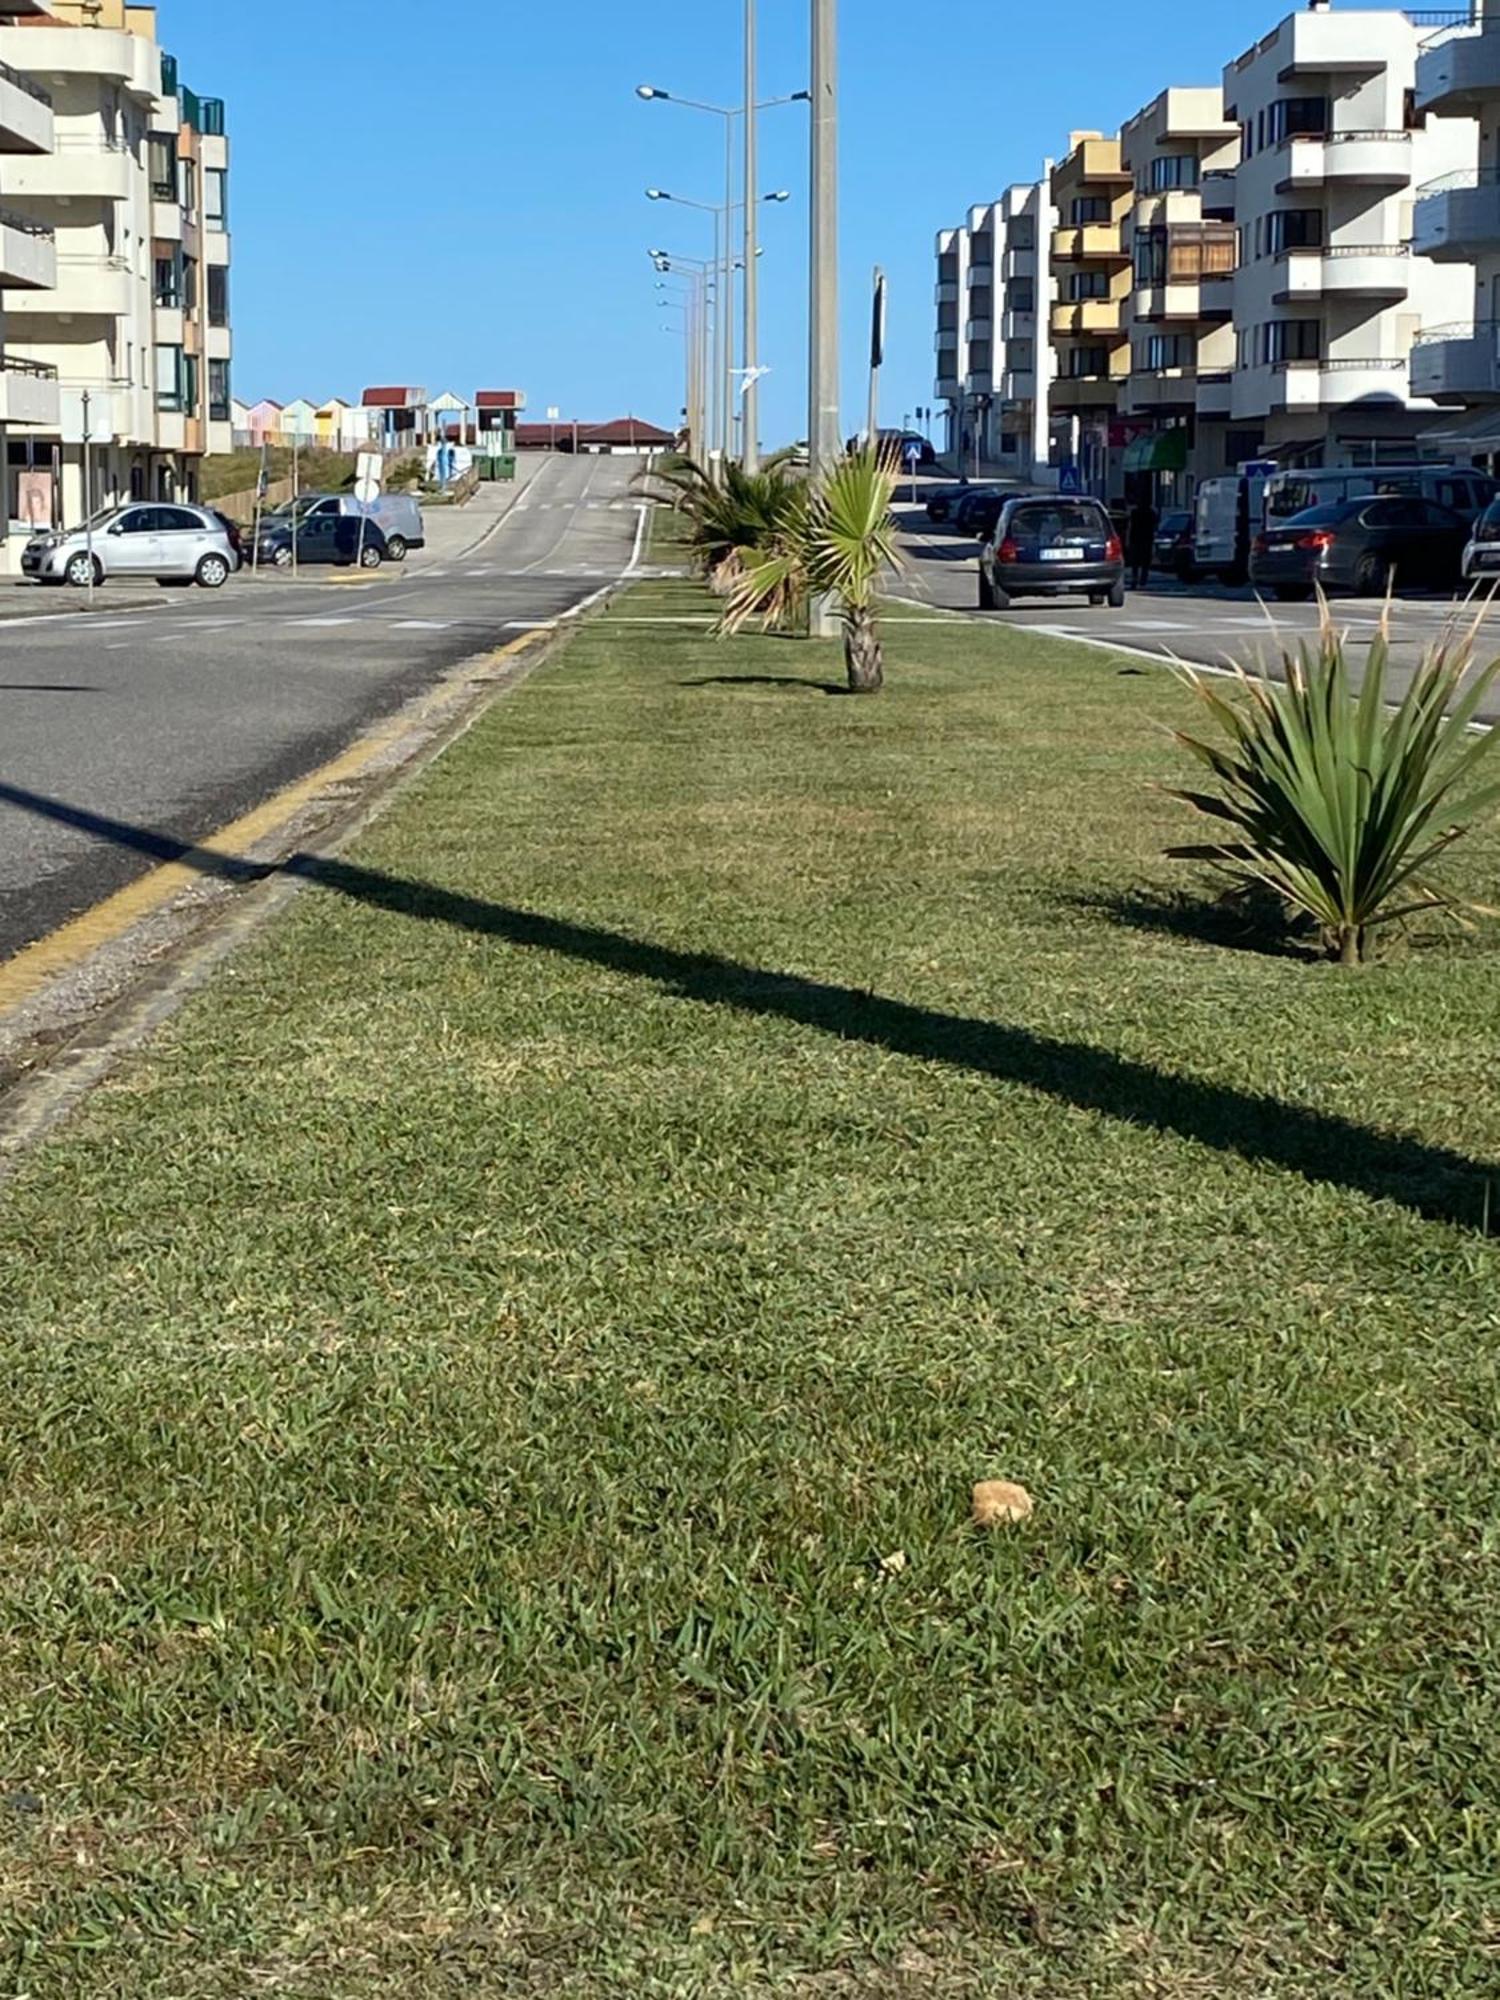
1122;430;1189;473
1417;406;1500;453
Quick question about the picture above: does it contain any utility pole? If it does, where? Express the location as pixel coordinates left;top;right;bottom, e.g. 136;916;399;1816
743;0;760;472
81;389;95;606
809;0;840;635
722;116;736;464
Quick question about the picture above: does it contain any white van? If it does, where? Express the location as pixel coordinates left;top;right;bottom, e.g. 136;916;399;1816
1194;461;1277;584
1264;464;1496;528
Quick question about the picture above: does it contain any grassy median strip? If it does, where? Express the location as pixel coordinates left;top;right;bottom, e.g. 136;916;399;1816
3;586;1499;1996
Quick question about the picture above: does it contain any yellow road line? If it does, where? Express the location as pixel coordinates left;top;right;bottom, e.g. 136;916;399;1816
0;631;544;1018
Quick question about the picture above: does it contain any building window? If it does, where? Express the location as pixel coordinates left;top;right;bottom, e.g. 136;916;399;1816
1066;346;1109;378
208;265;229;327
1135;227;1167;287
182;160;197;220
1069;270;1109;301
1071;195;1109;225
1009;282;1035;312
156;343;184;411
1268;97;1329;145
154;248;183;308
1266;210;1323;256
1009;219;1035;251
205;168;227;230
149;134;177;200
1010;340;1034;370
182;255;198;318
1148;154;1200;193
209;359;231;423
1267;319;1321;365
1135;332;1192;372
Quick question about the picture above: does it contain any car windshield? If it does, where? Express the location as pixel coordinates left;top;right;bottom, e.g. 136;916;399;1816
1009;503;1106;539
1278;502;1361;527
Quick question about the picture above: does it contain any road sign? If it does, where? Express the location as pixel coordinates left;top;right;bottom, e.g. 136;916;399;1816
1059;462;1082;494
904;439;923;468
547;405;561;422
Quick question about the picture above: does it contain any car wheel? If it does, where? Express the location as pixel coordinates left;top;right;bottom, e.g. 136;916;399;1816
271;547;293;569
1273;585;1313;603
1354;553;1389;597
977;568;995;610
1107;581;1126;609
195;553;230;589
65;553;101;589
358;544;384;570
384;535;407;562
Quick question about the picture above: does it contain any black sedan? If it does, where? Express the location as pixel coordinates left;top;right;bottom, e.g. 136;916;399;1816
978;495;1125;610
1250;497;1469;600
926;483;980;524
952;488;1008;538
1152;509;1199;581
253;512;389;571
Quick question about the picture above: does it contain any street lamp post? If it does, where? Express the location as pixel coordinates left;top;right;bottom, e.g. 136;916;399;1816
653;250;714;464
809;0;840;636
743;0;760;471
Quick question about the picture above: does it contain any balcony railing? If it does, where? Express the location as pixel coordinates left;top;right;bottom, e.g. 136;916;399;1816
0;207;54;240
0;56;52;107
1418;164;1500;199
1271;356;1405;374
2;354;59;379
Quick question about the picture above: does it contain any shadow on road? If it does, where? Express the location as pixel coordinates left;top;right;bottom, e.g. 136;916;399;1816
1;776;1495;1233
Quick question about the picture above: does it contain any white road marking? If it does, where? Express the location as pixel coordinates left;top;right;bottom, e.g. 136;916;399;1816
1117;618;1193;633
390;619;451;630
465;567;494;578
289;616;361;628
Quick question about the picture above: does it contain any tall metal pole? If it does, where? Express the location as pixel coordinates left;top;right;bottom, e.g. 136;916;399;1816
809;0;840;634
743;0;760;472
722;115;736;463
711;211;724;464
81;389;95;607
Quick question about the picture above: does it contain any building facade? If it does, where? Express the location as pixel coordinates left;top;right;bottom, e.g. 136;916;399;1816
1119;88;1240;502
1047;133;1132;496
0;0;231;568
0;0;59;549
1224;3;1474;467
1408;1;1500;457
934;182;1050;478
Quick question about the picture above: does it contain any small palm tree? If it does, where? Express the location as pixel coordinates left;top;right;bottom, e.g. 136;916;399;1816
637;454;804;592
1168;608;1500;964
720;448;903;693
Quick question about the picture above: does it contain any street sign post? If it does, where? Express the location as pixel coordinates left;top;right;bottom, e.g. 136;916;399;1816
1059;462;1082;495
904;435;922;503
353;451;383;570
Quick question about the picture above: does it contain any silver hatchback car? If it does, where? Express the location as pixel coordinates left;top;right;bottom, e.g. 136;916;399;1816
22;502;237;590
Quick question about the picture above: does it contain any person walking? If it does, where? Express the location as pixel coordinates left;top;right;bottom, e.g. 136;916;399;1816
1127;494;1158;591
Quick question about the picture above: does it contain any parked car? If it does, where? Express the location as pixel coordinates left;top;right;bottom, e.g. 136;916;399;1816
266;491;424;561
1152;509;1199;581
952;487;1008;538
253;512;390;571
1249;497;1470;600
208;508;247;571
925;483;978;525
1462;496;1500;585
978;494;1125;610
21;502;237;589
850;429;935;467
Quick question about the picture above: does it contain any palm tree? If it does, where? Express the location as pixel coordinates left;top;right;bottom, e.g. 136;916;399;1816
720;448;902;693
636;454;804;593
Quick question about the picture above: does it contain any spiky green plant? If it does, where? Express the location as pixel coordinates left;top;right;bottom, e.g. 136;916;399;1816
636;455;804;592
720;448;903;693
1168;608;1500;964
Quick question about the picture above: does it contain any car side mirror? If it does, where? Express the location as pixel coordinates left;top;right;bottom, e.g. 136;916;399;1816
108;524;126;536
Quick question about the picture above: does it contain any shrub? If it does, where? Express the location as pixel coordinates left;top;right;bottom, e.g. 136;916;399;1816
1168;609;1500;964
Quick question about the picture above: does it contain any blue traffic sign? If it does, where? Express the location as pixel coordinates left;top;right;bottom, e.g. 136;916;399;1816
903;440;923;466
1058;462;1082;494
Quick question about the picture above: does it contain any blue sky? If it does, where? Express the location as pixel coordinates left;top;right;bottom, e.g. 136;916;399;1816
162;0;1295;444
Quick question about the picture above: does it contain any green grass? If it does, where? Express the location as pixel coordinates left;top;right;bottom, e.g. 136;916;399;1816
199;447;358;503
3;588;1500;1995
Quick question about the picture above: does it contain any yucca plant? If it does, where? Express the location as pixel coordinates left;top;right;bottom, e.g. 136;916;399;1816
1168;607;1500;964
720;448;903;693
636;454;804;591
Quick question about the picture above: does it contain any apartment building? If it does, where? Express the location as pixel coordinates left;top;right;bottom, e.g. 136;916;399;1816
0;0;231;566
1408;1;1500;454
1119;88;1240;501
934;182;1050;477
1047;133;1131;496
1223;1;1474;467
0;0;58;548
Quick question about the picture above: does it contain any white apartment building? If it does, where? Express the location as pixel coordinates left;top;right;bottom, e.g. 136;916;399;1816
934;181;1052;477
1;0;59;549
1408;1;1500;452
1119;87;1240;500
0;0;231;570
1223;1;1475;467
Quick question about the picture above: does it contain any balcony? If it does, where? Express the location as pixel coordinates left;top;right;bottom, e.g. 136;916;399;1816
1416;22;1500;119
1270;356;1408;412
0;25;159;97
1134;282;1207;322
1050;299;1121;336
0;205;53;289
933;324;959;353
935;367;960;399
934;279;958;306
965;261;994;289
0;55;52;154
7;135;133;201
1414;168;1500;260
1200;272;1234;318
999;370;1035;404
1127;367;1198;412
1410;323;1500;404
8;252;133;320
1051;223;1127;261
1196;371;1233;418
1277;131;1412;193
1273;243;1410;302
965;317;992;343
0;354;58;427
1051;373;1121;410
1201;167;1236;218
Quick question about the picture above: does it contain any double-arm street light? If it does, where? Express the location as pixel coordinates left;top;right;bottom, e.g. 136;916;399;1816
646;186;788;464
637;37;809;472
651;250;716;462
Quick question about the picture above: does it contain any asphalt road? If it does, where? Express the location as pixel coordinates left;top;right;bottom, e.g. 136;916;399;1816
0;453;649;964
897;497;1500;726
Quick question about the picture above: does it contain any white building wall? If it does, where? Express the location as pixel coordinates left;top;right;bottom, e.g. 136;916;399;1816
1224;5;1476;462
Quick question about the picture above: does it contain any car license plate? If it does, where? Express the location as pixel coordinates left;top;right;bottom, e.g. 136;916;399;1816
1040;547;1075;561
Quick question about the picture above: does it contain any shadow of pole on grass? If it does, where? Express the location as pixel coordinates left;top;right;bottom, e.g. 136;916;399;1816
1;778;1495;1234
